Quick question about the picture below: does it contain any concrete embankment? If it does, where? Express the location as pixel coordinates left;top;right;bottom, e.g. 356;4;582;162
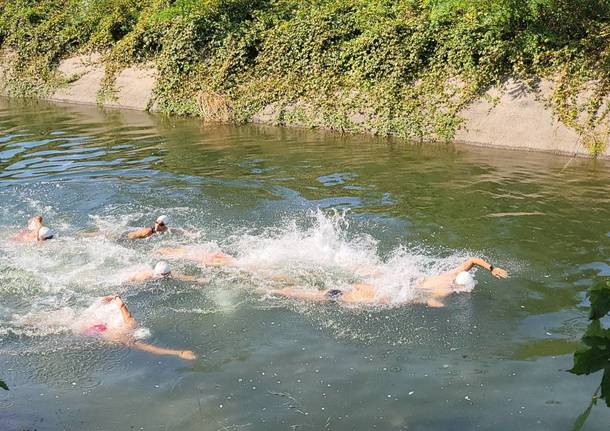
2;53;608;158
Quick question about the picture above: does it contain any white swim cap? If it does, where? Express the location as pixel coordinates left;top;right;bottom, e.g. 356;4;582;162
156;215;169;225
455;271;474;286
38;226;54;240
154;261;171;276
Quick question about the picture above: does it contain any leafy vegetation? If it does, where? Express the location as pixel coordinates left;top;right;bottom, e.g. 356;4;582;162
1;0;609;153
569;280;610;430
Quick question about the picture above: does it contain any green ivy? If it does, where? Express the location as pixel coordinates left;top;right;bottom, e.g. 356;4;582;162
1;0;609;153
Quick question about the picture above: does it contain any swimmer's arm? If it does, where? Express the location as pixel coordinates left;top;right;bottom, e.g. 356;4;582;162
455;258;508;279
114;297;137;329
127;227;153;240
130;341;197;360
12;230;35;242
126;271;154;283
172;273;209;283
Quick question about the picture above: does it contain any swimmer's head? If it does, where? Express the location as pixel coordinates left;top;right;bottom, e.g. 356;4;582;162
154;215;169;232
37;226;54;241
154;261;171;277
454;271;475;292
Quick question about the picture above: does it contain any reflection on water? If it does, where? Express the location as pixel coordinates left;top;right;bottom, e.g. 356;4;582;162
0;97;609;430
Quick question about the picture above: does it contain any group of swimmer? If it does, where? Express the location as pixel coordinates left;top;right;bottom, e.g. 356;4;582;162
11;214;509;361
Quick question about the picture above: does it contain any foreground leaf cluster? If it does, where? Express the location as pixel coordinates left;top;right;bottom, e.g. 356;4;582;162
570;281;610;407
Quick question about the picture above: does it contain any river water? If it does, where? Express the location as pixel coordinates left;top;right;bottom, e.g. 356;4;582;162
0;97;609;430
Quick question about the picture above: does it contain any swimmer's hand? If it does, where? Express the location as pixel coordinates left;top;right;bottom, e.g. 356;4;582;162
491;267;508;279
113;296;125;307
179;350;197;360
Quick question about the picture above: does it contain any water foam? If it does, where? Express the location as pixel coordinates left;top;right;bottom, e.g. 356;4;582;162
227;209;474;305
0;205;483;349
232;209;379;277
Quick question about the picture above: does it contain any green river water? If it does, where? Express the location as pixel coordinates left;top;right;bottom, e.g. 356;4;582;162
0;97;609;430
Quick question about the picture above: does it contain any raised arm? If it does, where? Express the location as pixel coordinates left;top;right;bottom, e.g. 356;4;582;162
106;296;196;360
12;216;41;241
454;258;508;278
113;296;137;329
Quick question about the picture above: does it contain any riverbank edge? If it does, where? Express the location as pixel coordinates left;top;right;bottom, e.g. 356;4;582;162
1;53;608;159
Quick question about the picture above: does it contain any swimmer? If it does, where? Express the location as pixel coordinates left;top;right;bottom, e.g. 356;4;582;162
12;216;55;242
158;246;236;267
267;257;508;307
127;215;170;240
77;295;197;360
125;261;208;283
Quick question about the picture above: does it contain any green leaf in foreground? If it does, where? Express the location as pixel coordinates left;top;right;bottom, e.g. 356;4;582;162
570;278;610;424
0;379;8;390
569;320;610;375
588;281;610;320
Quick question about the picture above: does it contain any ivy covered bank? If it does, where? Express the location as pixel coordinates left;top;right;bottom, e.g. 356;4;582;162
1;0;609;155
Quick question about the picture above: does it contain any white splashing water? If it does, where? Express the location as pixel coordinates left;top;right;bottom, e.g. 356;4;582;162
229;209;474;304
0;208;480;343
232;209;379;273
0;235;138;292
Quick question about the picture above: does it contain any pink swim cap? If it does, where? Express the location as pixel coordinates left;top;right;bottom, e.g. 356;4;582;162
85;323;107;336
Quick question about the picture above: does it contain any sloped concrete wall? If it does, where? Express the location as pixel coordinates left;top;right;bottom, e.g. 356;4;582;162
454;79;609;157
1;53;608;158
49;54;155;111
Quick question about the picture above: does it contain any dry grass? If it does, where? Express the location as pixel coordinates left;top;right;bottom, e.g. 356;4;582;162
196;91;233;123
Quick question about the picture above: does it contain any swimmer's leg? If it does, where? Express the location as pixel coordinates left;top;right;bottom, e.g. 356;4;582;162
268;287;329;302
267;273;298;283
204;252;236;267
157;247;187;258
